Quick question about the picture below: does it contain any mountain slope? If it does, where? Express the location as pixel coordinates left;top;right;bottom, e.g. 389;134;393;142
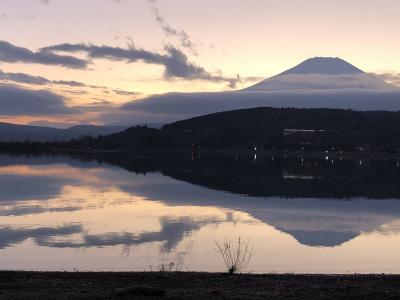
243;57;393;91
0;123;128;142
65;125;128;138
278;57;364;75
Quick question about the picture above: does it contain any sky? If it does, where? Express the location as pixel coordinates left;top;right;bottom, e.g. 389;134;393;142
1;0;400;126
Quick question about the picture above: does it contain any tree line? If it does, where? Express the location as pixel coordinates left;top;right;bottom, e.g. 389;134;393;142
2;107;400;153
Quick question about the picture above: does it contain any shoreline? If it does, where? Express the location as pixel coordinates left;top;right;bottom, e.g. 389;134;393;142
2;148;400;160
1;271;400;299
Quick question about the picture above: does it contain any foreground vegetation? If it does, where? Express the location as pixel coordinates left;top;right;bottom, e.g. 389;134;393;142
1;271;400;299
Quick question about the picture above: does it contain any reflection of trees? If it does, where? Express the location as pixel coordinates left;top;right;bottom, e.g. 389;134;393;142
92;154;400;247
100;155;400;199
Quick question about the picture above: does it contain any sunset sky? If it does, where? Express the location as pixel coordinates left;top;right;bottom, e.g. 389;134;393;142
1;0;400;126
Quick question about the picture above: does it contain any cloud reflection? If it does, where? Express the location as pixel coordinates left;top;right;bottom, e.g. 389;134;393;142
0;216;227;251
0;224;82;249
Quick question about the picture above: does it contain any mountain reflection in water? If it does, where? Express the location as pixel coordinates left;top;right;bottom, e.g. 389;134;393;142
1;153;400;273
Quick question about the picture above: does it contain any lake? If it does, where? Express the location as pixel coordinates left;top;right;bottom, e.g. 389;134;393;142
1;153;400;273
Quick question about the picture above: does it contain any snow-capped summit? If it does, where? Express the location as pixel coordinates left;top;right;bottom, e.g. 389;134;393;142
278;57;364;76
243;57;393;91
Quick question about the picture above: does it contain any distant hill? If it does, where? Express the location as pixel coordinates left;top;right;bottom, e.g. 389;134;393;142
65;125;129;137
0;122;128;142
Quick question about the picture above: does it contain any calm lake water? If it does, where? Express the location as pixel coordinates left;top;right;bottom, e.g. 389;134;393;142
1;153;400;273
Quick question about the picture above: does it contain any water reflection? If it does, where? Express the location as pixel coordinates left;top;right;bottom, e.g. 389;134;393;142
0;224;82;249
26;216;225;251
1;153;400;272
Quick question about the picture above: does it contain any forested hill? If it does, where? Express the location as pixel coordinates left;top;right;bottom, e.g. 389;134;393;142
4;107;400;153
78;107;400;152
164;107;398;132
162;107;400;152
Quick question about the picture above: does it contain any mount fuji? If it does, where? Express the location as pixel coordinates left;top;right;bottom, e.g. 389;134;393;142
277;57;364;75
112;57;400;124
243;57;393;91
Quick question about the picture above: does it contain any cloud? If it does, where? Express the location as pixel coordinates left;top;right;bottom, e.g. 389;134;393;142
96;108;172;126
376;72;400;85
0;40;88;69
244;73;394;91
75;102;115;113
112;89;142;96
41;42;238;86
53;80;86;87
89;98;113;105
151;6;198;56
114;72;400;123
0;69;50;85
0;84;78;116
1;39;237;87
40;0;50;4
0;69;91;88
117;89;400;123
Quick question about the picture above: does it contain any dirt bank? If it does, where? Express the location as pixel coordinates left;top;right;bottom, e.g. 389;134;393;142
1;271;400;299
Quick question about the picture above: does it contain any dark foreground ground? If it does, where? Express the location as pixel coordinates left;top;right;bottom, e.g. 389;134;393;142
1;272;400;299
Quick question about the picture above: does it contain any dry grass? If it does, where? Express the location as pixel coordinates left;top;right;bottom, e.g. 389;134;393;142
158;253;182;272
215;237;254;274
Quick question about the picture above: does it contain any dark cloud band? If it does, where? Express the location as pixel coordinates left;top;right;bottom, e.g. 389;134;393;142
0;84;78;116
0;40;237;86
41;42;238;86
0;40;88;69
